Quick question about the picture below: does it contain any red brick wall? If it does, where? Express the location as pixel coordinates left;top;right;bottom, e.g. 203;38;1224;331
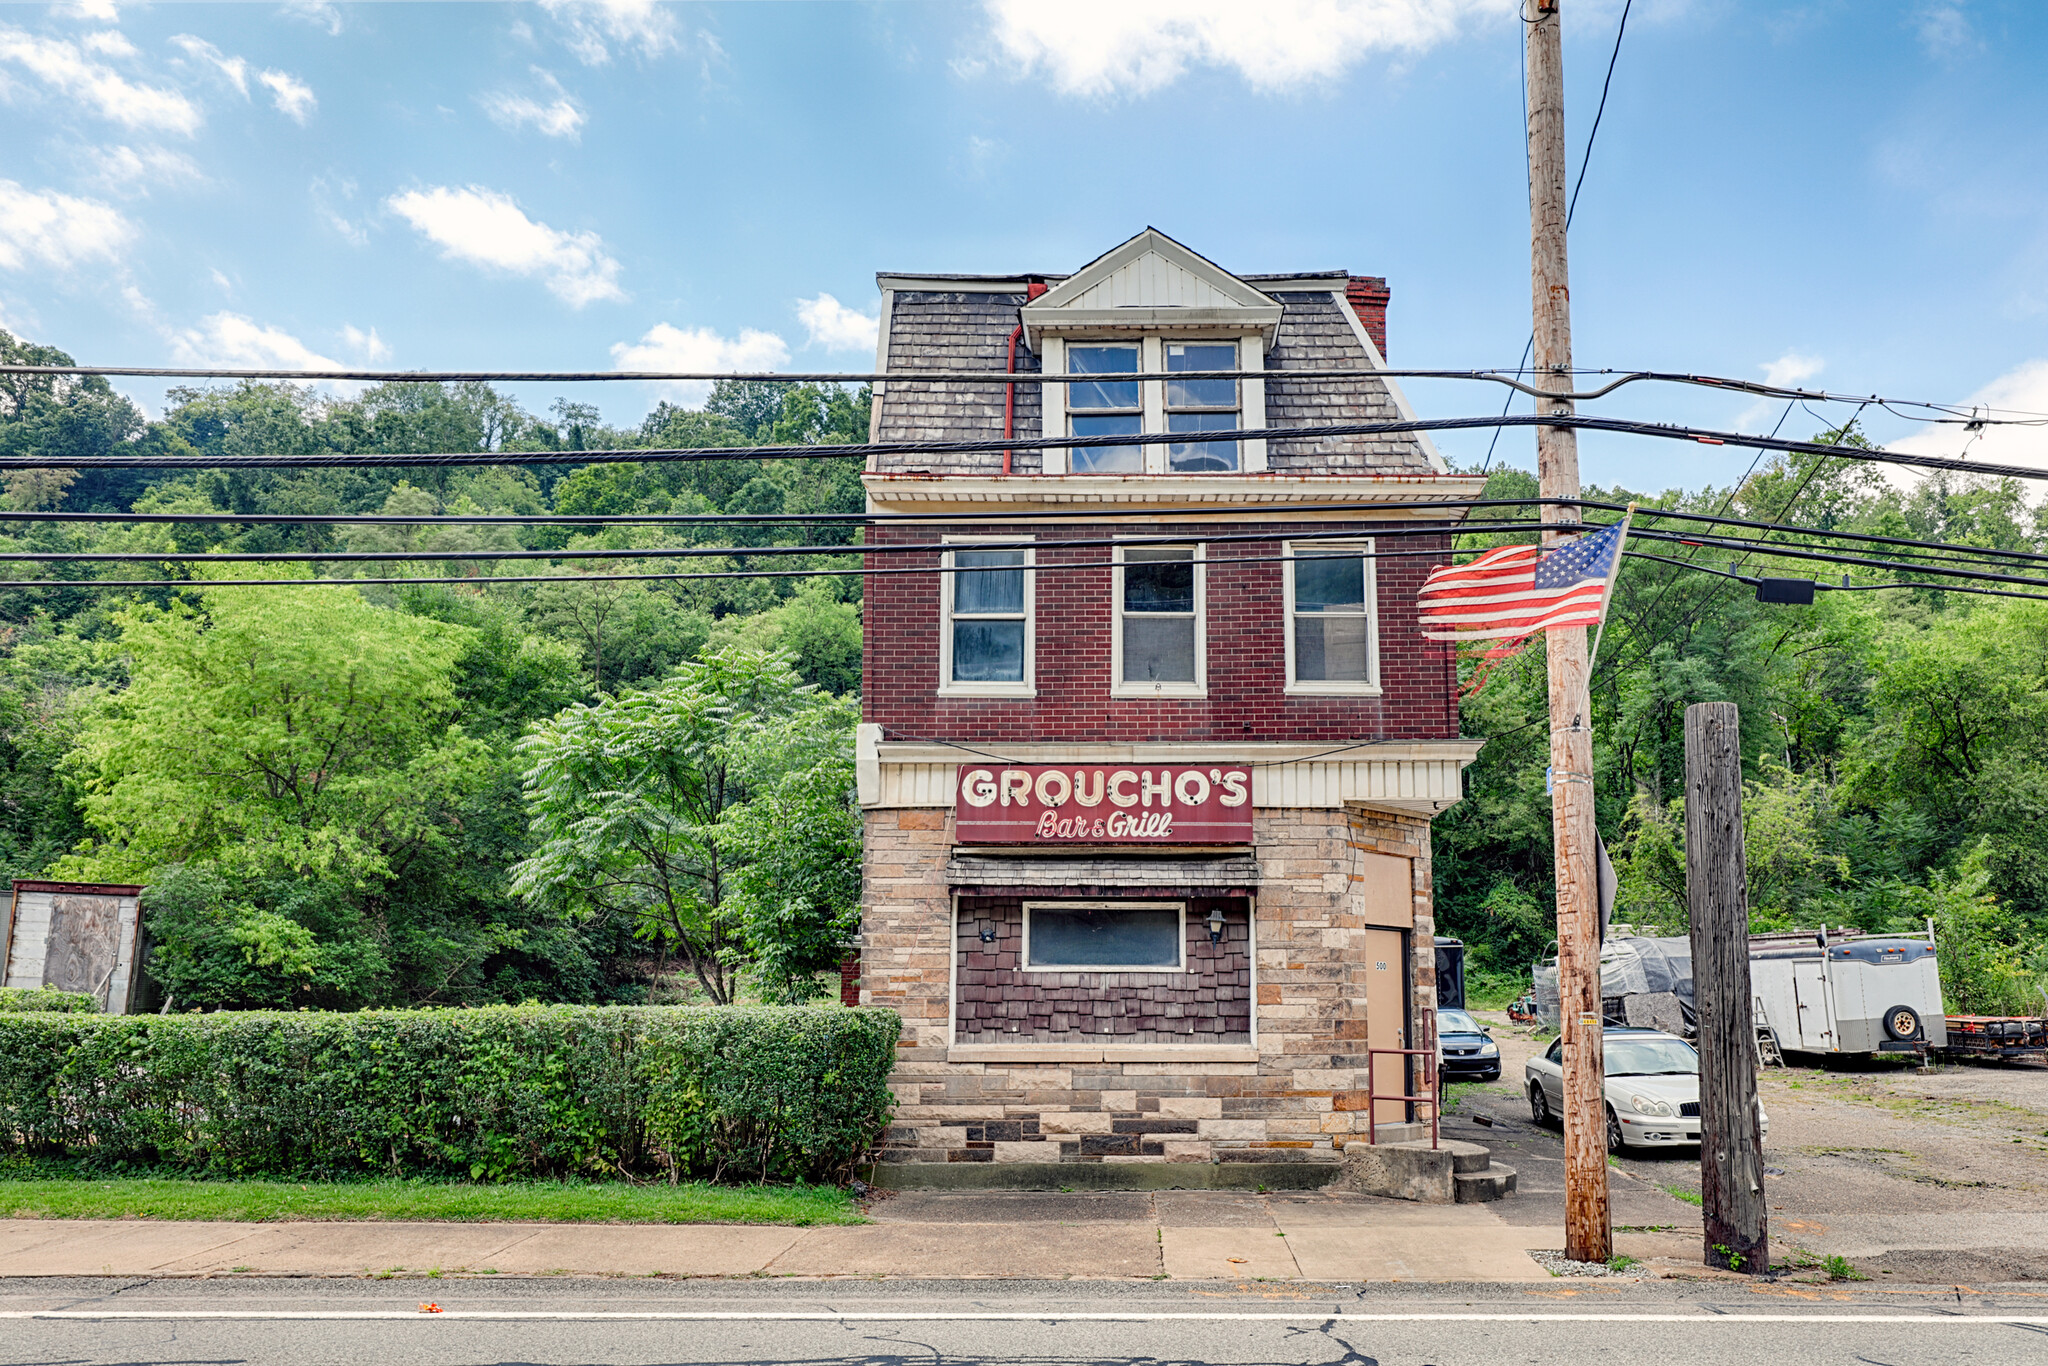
1346;277;1390;359
861;520;1459;743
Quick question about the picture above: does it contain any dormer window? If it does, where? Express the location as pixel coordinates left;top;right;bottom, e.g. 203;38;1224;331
1067;345;1143;474
1020;229;1283;477
1165;341;1239;472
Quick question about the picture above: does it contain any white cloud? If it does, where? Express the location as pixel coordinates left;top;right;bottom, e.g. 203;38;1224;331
313;175;368;246
1761;352;1824;389
59;0;123;22
610;322;790;406
0;178;135;271
1915;2;1976;59
209;267;232;293
258;68;316;122
796;293;879;353
481;68;585;139
1891;359;2048;480
169;311;345;372
82;142;203;194
0;25;201;132
538;0;680;65
341;324;390;362
979;0;1512;97
170;33;248;96
281;0;343;37
1734;351;1824;430
385;184;625;306
79;29;135;59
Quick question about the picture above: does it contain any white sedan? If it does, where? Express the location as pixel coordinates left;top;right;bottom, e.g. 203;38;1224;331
1525;1028;1769;1151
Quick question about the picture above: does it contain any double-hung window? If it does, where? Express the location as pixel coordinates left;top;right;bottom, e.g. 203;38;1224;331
1165;341;1239;472
1285;540;1379;693
941;539;1033;695
1115;544;1203;696
1049;335;1265;474
1066;344;1143;474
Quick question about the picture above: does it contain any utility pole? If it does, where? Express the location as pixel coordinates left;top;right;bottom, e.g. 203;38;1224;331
1525;0;1611;1264
1685;702;1769;1274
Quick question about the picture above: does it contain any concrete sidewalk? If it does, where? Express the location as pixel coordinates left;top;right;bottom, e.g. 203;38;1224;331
0;1192;1602;1282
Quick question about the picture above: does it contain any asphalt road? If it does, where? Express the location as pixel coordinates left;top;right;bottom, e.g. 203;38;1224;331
3;1277;2046;1366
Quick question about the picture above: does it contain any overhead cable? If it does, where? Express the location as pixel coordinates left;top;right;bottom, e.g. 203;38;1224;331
4;361;2044;422
0;412;2035;485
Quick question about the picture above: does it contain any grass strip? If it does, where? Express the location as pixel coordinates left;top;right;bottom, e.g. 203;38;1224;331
0;1176;864;1226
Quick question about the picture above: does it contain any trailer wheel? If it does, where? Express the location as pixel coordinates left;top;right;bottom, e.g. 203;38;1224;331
1882;1004;1923;1041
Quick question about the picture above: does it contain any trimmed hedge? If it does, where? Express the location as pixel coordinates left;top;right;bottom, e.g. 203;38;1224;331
0;1004;899;1183
0;988;98;1013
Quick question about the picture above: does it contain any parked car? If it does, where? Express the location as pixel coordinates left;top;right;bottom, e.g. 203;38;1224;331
1437;1008;1501;1082
1524;1027;1770;1152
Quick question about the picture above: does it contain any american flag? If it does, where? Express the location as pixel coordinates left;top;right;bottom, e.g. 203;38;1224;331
1419;517;1631;642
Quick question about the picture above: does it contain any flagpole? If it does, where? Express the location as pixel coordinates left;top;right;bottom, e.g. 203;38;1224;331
1584;504;1635;679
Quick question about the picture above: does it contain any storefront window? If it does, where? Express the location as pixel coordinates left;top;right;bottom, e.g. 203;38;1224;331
1024;901;1184;971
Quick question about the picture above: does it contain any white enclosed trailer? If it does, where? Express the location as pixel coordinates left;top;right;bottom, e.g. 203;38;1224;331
1749;934;1946;1058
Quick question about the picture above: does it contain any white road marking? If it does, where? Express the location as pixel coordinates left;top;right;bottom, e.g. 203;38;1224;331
1;1311;2043;1324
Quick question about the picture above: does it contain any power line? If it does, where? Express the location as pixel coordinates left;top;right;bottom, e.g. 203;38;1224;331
6;494;2042;579
0;520;1519;566
5;360;2044;424
0;411;2039;481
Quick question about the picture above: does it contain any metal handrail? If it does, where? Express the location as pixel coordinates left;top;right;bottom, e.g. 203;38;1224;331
1363;1045;1440;1149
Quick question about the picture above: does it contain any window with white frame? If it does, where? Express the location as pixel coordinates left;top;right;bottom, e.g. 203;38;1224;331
941;540;1033;693
1065;344;1143;473
1049;334;1265;475
1285;540;1379;692
1115;544;1202;694
1165;341;1239;472
1023;901;1186;972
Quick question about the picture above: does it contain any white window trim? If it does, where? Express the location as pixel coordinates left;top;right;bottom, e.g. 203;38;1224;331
1020;900;1188;974
938;535;1035;698
1283;538;1382;696
1112;541;1206;699
1041;333;1267;475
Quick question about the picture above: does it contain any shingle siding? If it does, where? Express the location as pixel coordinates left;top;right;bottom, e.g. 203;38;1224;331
876;291;1042;474
870;285;1434;476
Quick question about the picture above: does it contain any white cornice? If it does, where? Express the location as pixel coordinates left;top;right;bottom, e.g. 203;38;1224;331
863;473;1485;519
857;736;1486;817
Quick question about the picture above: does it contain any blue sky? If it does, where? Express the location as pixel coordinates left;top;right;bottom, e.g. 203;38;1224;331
2;0;2045;491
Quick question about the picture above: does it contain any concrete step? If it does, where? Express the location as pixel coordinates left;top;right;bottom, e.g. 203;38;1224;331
1437;1139;1495;1174
1454;1163;1517;1203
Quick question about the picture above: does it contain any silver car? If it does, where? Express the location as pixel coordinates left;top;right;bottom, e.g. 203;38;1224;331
1525;1027;1769;1151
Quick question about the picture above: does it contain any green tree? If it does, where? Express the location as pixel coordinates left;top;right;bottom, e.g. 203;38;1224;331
511;648;848;1004
721;697;863;1002
57;578;487;885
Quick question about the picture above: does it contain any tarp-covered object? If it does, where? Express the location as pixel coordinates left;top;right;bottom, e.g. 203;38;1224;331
1533;935;1695;1027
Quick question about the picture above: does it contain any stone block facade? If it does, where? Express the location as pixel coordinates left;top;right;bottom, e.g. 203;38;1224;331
859;803;1439;1165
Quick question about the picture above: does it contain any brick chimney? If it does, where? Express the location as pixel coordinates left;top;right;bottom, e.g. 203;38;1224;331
1346;276;1391;360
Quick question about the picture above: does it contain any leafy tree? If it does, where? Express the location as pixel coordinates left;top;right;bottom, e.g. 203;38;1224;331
512;648;850;1003
721;697;863;1002
57;578;487;885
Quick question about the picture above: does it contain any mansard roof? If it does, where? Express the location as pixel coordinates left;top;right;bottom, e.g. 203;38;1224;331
868;229;1450;481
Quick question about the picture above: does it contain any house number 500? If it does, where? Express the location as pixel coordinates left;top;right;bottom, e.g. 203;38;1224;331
1374;961;1388;970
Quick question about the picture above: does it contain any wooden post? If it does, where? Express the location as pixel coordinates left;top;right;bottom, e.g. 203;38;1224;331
1684;702;1769;1274
1526;0;1610;1263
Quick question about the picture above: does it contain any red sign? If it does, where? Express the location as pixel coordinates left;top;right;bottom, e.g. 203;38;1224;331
954;764;1254;845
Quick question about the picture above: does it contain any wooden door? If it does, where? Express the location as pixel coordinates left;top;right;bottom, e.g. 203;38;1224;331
1363;928;1410;1127
42;894;122;1005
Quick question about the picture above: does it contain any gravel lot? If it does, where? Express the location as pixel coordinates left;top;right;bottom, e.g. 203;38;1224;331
1446;1011;2048;1283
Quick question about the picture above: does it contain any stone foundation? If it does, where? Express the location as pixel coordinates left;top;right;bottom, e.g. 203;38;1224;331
859;802;1439;1165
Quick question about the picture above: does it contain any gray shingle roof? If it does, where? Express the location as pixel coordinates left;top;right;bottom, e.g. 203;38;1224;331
872;286;1435;476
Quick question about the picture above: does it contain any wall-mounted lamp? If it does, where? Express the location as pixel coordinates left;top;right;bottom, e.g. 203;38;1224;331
1206;908;1227;945
979;925;998;944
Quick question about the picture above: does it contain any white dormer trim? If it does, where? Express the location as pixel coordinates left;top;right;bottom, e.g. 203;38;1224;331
1020;228;1283;349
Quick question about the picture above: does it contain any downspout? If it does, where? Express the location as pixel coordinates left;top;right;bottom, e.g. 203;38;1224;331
1002;279;1048;474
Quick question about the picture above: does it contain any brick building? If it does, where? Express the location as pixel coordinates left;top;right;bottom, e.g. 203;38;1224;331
854;229;1484;1174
